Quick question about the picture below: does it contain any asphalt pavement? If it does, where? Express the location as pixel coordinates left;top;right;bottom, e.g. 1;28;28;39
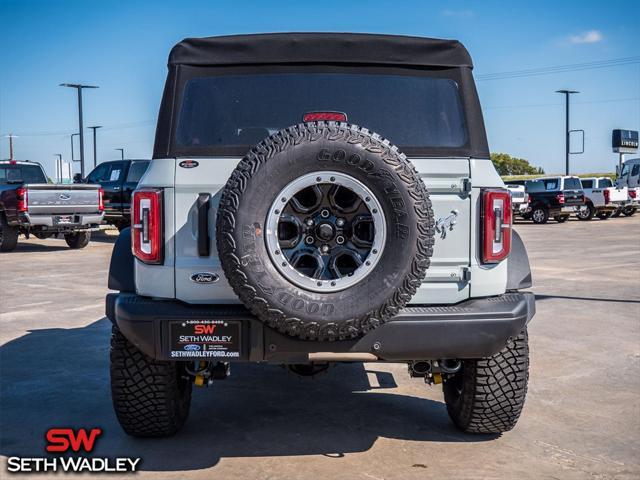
1;215;639;479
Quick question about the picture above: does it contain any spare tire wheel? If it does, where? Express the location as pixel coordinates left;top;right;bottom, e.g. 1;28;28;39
216;122;435;341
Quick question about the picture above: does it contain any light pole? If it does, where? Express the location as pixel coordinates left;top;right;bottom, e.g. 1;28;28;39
115;148;124;160
87;125;102;168
556;89;579;175
54;154;63;182
60;83;98;178
4;134;17;160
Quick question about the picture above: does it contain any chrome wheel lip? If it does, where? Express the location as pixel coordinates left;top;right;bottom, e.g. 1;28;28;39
265;171;386;293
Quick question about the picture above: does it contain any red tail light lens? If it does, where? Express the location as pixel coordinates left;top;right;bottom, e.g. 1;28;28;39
556;193;565;204
132;189;163;264
630;190;637;199
16;187;28;212
303;111;348;122
98;188;104;212
603;189;610;204
482;189;512;264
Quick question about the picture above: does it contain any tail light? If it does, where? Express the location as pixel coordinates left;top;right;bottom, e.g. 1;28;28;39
98;188;105;212
482;189;512;264
556;193;565;204
132;189;163;264
630;190;637;199
16;187;28;212
603;189;610;205
303;111;348;122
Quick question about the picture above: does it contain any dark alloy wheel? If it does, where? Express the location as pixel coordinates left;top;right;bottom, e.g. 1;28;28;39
622;206;636;217
217;122;435;341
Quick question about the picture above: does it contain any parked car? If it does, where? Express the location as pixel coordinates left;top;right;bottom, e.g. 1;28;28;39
504;182;529;216
84;160;150;230
106;33;535;437
577;177;627;220
614;157;639;217
523;176;585;224
0;160;104;251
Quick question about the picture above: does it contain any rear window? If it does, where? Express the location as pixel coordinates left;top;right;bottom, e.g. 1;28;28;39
126;161;149;183
175;73;468;150
0;164;47;184
581;179;593;188
598;178;612;188
564;178;582;190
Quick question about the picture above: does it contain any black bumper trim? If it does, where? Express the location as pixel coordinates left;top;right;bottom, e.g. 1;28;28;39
106;292;535;362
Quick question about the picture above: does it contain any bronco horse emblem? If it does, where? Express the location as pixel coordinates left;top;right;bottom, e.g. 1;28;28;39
435;209;459;239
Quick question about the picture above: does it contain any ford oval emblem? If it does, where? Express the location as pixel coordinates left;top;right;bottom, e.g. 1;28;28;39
184;344;201;351
190;272;219;284
179;160;199;169
59;193;71;200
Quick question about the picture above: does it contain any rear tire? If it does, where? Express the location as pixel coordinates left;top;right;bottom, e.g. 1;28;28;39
444;329;529;434
596;211;612;220
531;207;548;224
611;208;622;218
110;327;192;437
64;231;91;249
622;206;636;217
554;215;569;223
576;204;594;221
0;215;19;252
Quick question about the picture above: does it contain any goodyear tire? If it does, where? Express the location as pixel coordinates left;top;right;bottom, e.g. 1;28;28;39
110;327;192;437
444;329;529;434
216;122;434;341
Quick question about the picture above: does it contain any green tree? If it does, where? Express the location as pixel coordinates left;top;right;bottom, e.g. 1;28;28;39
490;153;544;176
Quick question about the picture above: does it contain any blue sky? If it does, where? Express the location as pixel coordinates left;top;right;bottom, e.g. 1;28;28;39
1;0;638;178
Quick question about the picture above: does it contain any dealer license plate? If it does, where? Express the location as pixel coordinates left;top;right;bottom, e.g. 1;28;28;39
169;320;241;359
56;215;74;224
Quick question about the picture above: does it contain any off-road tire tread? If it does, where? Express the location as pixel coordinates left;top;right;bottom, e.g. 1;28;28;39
110;327;192;437
216;122;435;341
444;329;529;434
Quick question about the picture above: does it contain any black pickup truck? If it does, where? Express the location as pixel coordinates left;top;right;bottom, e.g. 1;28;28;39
522;176;586;224
84;160;149;230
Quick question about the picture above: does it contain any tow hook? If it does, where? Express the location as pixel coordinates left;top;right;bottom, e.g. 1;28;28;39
190;361;230;386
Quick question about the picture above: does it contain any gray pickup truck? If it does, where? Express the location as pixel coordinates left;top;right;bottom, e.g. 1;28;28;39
106;33;535;438
0;160;104;251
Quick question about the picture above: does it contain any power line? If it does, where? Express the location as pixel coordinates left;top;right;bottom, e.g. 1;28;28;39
484;97;640;110
476;56;640;81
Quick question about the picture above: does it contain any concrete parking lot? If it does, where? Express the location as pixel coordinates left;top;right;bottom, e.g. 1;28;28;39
1;216;639;479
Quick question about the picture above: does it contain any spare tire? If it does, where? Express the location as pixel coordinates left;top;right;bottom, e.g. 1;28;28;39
216;122;434;341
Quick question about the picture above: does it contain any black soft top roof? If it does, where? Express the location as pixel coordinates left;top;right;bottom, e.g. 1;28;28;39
169;33;473;69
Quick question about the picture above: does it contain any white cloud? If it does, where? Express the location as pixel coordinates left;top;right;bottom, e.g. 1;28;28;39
569;30;603;44
442;9;473;18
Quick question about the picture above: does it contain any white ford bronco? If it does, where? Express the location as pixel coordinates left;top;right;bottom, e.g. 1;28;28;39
106;33;535;437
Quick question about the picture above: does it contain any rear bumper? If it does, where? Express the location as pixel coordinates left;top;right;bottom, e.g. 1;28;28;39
106;292;535;363
21;212;104;229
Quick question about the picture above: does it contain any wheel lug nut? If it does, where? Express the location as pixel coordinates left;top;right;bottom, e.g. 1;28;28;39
305;236;314;244
306;218;314;226
336;218;345;227
336;235;345;245
320;209;330;218
321;245;330;254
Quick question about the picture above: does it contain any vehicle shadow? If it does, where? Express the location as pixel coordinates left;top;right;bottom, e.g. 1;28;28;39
9;240;70;252
0;319;490;472
90;232;118;244
536;294;640;304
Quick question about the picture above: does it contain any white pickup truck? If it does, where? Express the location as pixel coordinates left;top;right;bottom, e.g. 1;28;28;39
577;177;627;220
614;158;639;217
505;183;528;216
